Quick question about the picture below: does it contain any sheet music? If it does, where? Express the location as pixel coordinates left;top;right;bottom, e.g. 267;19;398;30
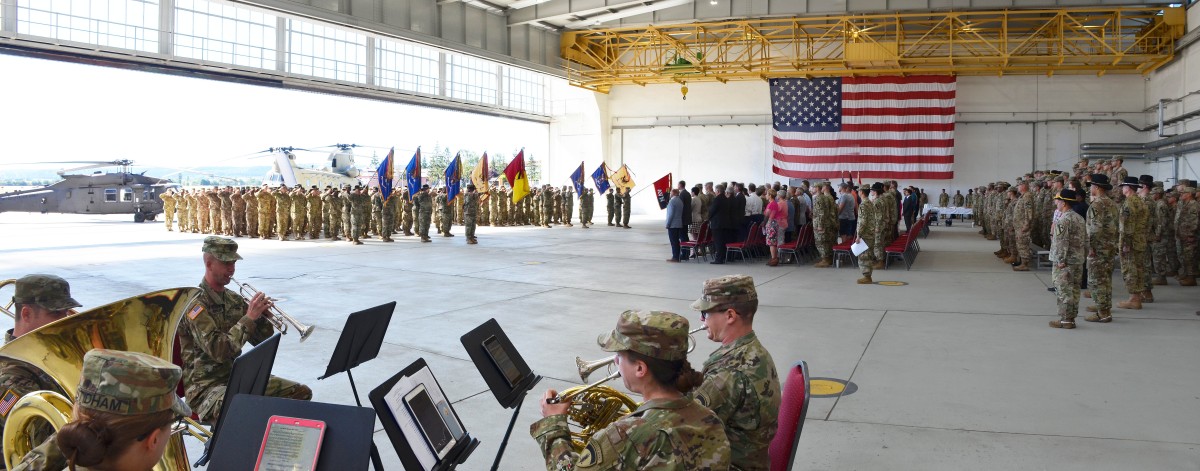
384;374;437;471
383;366;464;471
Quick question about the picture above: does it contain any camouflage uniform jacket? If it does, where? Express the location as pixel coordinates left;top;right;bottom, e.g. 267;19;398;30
178;280;274;403
1119;195;1149;252
1051;210;1086;266
531;396;730;471
693;332;780;471
1013;191;1034;231
1;333;65;471
463;192;479;217
1086;196;1119;257
812;194;836;233
8;433;64;471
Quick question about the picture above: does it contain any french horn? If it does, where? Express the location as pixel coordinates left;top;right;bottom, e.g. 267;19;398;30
0;287;200;470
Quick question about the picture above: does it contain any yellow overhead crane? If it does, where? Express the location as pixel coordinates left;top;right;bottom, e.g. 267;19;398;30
560;6;1187;92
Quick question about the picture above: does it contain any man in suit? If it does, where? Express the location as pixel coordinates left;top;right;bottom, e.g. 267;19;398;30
903;188;919;231
709;184;733;264
677;180;693;242
732;183;748;242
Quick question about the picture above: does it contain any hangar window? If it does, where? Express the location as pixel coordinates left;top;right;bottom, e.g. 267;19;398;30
174;0;277;70
446;54;497;105
17;0;159;53
287;19;367;84
376;39;439;96
504;66;546;115
104;188;118;202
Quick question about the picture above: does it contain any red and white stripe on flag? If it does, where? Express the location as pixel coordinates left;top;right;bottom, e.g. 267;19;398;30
769;75;955;180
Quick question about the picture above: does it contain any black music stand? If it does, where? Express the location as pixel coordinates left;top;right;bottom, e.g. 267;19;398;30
317;301;396;471
194;333;281;467
207;394;376;471
369;358;480;471
459;319;541;471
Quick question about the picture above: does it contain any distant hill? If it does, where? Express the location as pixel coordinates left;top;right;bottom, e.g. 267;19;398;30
0;165;272;186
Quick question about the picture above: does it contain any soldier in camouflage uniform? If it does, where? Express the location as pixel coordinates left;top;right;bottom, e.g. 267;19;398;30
690;275;779;471
563;187;575;227
609;188;620;226
179;189;193;233
1050;189;1087;329
479;186;491;226
400;187;415;236
621;187;632;228
532;310;730;471
218;187;233;236
206;188;221;234
245;188;259;239
464;184;479;244
1151;187;1174;284
1175;187;1198;286
274;186;292;241
349;187;366;245
341;187;353;239
857;186;880;283
323;188;343;241
370;187;384;238
179;237;312;421
380;190;396;242
414;185;433;242
436;188;454;237
812;183;837;267
307;187;322;239
581;188;593;228
257;185;275;239
10;349;191;471
159;189;176;231
1137;176;1157;297
1012;180;1035;271
1;275;78;471
291;187;308;240
1117;177;1150;309
230;188;246;237
1085;175;1119;321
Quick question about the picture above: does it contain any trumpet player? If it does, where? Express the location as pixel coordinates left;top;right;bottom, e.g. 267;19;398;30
532;310;730;470
1;274;80;470
690;275;780;471
178;237;311;422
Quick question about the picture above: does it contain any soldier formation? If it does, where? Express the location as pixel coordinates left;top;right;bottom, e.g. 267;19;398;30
157;182;611;246
971;158;1199;329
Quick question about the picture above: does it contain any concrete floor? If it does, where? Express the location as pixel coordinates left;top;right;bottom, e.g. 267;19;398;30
2;213;1198;470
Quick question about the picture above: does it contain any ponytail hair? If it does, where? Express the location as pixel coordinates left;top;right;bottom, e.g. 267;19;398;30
626;351;706;395
57;409;176;471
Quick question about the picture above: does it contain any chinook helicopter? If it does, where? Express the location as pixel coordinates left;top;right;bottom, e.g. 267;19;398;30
0;160;179;222
261;144;367;188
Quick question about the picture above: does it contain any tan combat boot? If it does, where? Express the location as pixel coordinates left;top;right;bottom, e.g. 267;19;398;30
1180;277;1197;286
1117;294;1142;310
1141;290;1154;303
1152;276;1168;286
1084;311;1112;323
813;258;832;268
1086;305;1099;312
872;261;885;269
1012;263;1030;272
1003;256;1019;264
1049;320;1076;329
1083;290;1092;298
856;276;873;284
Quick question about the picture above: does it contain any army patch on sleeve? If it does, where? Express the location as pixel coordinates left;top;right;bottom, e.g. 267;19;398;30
187;305;205;320
578;443;601;468
0;389;20;417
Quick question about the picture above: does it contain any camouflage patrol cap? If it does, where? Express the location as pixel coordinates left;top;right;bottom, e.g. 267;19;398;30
1181;187;1196;195
1151;187;1164;196
77;349;190;417
691;274;757;312
202;236;242;262
12;274;81;311
597;310;690;361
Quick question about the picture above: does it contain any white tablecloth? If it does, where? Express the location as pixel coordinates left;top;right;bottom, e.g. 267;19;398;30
927;206;973;216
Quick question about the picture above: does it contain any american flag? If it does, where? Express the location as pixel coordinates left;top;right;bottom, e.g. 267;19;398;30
770;75;956;180
0;390;18;417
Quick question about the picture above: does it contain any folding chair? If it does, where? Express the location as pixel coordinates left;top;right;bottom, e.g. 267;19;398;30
768;360;811;471
680;222;710;262
725;222;759;263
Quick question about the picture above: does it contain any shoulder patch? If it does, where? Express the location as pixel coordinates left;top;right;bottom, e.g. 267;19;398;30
578;443;601;468
187;304;205;320
0;389;21;417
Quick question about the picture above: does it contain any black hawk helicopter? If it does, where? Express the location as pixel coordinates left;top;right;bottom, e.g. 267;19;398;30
0;160;179;222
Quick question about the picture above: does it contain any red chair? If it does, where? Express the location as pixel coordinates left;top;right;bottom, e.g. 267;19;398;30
769;360;811;471
831;239;855;268
172;334;203;422
725;222;759;262
779;225;813;265
680;222;711;262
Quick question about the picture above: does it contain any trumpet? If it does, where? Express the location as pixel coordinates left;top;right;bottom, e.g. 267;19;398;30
231;278;315;342
574;326;708;383
0;279;14;319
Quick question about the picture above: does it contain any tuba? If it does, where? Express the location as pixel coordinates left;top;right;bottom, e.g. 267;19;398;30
0;287;200;470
